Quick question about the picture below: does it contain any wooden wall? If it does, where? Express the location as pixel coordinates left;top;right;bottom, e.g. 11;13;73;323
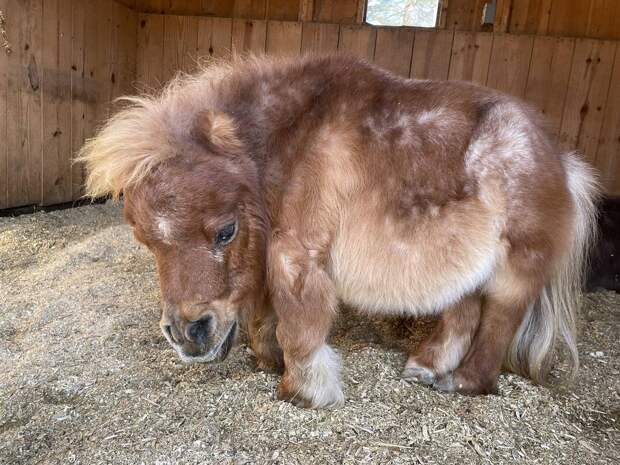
0;0;137;209
115;0;359;22
118;0;620;40
1;1;619;209
136;15;620;194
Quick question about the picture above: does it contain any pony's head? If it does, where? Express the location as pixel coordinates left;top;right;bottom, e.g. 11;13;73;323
78;82;267;363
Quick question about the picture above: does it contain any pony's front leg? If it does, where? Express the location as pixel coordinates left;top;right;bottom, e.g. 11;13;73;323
247;301;284;374
268;230;344;409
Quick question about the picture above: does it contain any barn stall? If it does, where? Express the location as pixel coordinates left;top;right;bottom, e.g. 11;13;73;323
0;1;618;464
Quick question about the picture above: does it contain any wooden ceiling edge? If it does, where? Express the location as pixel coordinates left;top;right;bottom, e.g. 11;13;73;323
113;0;139;12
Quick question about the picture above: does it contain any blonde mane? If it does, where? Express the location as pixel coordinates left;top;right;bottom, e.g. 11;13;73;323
76;54;274;200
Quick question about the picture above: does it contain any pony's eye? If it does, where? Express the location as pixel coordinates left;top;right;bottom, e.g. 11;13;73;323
215;222;237;246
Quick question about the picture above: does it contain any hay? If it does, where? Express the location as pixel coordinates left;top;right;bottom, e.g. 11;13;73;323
0;203;618;464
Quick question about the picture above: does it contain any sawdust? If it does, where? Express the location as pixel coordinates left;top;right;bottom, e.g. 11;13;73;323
0;202;618;464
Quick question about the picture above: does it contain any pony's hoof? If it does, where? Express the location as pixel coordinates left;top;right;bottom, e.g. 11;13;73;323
432;373;456;392
433;372;497;395
402;366;436;385
255;355;284;375
277;385;313;408
276;379;344;409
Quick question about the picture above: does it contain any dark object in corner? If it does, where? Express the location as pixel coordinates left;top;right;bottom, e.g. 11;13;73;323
586;196;620;293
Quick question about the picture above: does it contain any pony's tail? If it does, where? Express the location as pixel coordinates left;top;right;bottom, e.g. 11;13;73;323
505;152;600;383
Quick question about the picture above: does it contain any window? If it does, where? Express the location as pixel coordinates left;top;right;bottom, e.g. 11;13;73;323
481;0;496;26
365;0;440;28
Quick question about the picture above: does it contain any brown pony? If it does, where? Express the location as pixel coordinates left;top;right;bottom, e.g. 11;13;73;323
78;54;599;409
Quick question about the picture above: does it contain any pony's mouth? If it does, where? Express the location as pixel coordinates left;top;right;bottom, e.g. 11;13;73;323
175;321;238;364
215;321;238;361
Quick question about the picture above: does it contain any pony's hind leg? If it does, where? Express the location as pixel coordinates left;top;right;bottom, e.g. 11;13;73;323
433;267;542;395
402;295;481;385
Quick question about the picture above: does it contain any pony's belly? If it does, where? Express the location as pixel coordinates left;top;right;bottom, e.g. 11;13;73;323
329;200;504;315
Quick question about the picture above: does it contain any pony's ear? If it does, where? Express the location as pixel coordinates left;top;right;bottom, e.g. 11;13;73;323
193;110;243;153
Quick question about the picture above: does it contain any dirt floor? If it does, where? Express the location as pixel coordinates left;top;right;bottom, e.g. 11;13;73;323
0;202;618;465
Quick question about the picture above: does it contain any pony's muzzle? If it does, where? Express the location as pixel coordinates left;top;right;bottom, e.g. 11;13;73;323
159;308;237;363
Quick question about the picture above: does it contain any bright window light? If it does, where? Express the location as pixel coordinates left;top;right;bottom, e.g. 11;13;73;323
365;0;440;28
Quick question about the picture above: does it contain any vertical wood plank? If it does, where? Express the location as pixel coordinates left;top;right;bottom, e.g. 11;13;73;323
448;31;493;85
444;0;478;31
300;22;339;54
299;0;314;21
232;19;267;54
410;29;454;80
595;46;620;192
486;33;534;97
338;24;376;60
197;17;233;61
436;0;449;29
494;0;512;33
6;0;40;206
82;0;100;149
266;0;299;21
110;2;138;116
179;16;199;72
41;0;59;205
313;0;359;24
586;0;620;40
50;0;73;204
71;0;85;200
5;0;24;206
548;0;592;38
136;14;164;90
266;20;302;56
559;39;616;162
373;27;415;77
509;0;550;35
95;0;113;123
59;0;73;202
536;0;553;35
211;17;233;58
524;36;575;137
196;17;213;61
108;1;122;107
24;0;43;204
162;15;184;83
0;0;8;207
120;4;138;94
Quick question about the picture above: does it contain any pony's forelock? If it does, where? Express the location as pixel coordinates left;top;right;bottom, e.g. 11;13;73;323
75;54;296;199
76;96;172;200
76;54;272;200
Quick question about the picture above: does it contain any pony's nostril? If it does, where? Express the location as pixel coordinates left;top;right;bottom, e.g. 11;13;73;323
163;325;177;344
187;315;213;344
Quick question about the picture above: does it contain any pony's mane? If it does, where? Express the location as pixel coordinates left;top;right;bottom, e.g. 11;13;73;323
76;54;280;200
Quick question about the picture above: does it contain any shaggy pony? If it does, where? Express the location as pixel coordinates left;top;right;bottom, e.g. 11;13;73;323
78;54;599;408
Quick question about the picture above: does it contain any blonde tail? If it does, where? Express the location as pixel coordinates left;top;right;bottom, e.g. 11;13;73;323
506;152;600;383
